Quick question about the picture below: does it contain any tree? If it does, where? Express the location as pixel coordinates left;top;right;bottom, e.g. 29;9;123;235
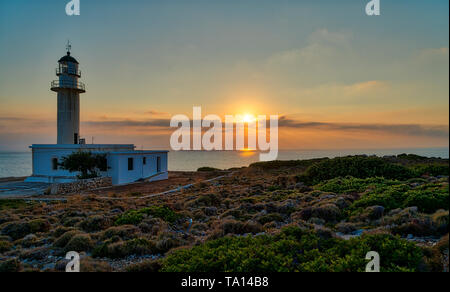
59;151;107;179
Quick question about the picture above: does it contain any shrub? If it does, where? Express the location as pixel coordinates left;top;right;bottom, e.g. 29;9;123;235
257;213;284;225
79;215;112;232
115;206;183;226
403;188;449;213
298;156;415;185
102;225;140;240
192;194;222;207
125;260;162;272
249;159;324;171
298;204;341;222
80;258;112;272
351;183;449;214
197;167;222;172
0;258;22;272
0;240;12;253
316;177;401;194
93;238;156;259
431;210;449;235
210;220;263;239
161;226;424;272
411;164;449;177
1;219;50;240
64;234;94;253
54;230;80;248
0;200;32;211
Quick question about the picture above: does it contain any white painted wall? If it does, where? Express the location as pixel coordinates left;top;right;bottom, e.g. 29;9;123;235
26;144;169;185
108;152;168;185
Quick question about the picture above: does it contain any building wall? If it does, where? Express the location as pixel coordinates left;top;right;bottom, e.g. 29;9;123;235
108;152;168;185
57;91;80;144
26;145;169;185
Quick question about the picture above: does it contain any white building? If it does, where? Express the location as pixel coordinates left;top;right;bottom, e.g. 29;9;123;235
25;46;168;185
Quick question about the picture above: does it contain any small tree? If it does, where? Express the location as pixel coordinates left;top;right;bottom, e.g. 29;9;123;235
59;151;107;179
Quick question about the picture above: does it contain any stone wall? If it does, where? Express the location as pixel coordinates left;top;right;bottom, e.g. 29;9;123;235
50;177;112;195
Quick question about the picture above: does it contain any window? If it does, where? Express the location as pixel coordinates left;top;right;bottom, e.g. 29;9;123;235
143;157;147;165
128;158;134;171
157;156;161;173
74;133;78;144
52;158;58;171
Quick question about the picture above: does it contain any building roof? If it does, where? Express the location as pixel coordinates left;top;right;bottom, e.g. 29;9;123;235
58;52;79;64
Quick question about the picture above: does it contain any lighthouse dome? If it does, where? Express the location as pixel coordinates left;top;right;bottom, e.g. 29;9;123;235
58;52;79;64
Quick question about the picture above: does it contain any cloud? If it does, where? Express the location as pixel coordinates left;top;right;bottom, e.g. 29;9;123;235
83;115;449;139
83;119;170;128
144;110;168;116
266;29;352;67
278;116;449;138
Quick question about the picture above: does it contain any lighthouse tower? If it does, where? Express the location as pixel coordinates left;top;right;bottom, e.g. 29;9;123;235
51;42;85;144
27;43;169;186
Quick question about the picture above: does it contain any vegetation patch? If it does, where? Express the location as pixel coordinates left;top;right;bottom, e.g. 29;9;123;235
162;226;424;272
351;183;449;214
298;156;415;185
115;206;183;226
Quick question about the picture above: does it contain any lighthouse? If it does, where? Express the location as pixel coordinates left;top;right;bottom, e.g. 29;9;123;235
51;42;85;144
26;43;168;186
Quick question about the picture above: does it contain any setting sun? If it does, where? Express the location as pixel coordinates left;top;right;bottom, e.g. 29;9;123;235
242;114;256;123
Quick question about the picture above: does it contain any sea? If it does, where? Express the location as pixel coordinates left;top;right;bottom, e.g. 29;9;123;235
0;148;448;178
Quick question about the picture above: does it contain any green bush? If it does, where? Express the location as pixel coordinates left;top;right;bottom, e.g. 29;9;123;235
411;164;449;177
316;177;401;194
0;240;12;253
115;206;183;225
404;188;449;213
258;213;284;225
351;183;449;214
161;226;424;272
64;234;95;253
298;156;415;185
1;219;51;240
93;238;157;259
125;260;162;272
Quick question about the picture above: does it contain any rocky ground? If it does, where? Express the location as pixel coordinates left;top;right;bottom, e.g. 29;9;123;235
0;155;448;272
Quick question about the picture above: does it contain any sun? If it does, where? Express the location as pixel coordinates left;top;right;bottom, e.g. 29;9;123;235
242;114;256;123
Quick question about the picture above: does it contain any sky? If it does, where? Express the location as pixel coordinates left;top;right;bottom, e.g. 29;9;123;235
0;0;448;151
